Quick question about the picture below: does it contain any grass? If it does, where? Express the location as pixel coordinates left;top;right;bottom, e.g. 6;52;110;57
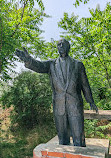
0;124;56;158
0;106;111;158
0;107;56;158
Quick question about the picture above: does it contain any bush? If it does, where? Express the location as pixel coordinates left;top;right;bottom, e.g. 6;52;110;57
0;71;52;128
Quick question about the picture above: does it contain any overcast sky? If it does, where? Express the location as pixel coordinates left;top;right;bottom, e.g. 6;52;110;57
15;0;110;72
41;0;110;41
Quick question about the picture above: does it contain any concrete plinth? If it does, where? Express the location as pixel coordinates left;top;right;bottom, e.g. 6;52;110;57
33;136;110;158
84;110;111;120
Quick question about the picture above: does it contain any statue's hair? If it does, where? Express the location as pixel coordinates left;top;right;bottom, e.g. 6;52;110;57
57;39;70;52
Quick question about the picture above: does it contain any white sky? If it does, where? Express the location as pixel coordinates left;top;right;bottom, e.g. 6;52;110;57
15;0;110;73
41;0;110;41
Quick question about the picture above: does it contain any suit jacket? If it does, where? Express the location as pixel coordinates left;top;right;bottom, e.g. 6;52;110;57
25;56;94;117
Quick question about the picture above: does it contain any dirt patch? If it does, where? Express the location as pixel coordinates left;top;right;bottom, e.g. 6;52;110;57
0;106;14;142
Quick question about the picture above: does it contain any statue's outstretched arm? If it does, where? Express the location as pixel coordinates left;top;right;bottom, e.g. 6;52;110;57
15;48;50;73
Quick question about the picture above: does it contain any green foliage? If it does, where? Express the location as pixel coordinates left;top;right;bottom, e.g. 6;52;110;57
0;0;47;81
0;123;56;158
44;39;59;59
74;0;90;7
85;120;98;137
0;139;28;158
85;119;111;140
0;71;52;128
58;3;111;109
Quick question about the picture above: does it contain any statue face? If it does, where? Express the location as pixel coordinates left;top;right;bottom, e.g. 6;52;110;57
57;39;69;57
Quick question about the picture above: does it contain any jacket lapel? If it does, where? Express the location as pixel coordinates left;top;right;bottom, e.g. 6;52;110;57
55;58;65;87
55;57;76;89
66;57;75;89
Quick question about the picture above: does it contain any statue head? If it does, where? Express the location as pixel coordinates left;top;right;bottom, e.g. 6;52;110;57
57;39;70;57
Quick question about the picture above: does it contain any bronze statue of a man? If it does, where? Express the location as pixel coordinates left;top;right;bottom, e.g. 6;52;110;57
16;39;98;147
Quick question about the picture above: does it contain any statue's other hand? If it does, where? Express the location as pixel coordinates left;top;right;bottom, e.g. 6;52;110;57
15;47;30;62
90;103;98;114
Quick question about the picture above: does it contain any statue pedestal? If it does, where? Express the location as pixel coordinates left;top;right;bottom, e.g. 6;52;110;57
33;136;110;158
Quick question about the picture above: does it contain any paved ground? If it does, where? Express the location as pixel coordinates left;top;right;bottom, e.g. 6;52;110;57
109;146;111;157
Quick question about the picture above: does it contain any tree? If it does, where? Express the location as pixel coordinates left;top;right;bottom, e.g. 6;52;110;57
0;71;52;128
0;0;47;81
58;3;111;108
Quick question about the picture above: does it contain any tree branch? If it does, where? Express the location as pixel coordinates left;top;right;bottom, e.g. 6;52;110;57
11;1;27;37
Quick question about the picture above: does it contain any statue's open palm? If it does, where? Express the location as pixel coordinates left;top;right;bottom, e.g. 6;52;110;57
15;47;30;62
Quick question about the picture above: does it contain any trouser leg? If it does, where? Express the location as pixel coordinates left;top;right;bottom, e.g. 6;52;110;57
68;115;86;147
54;114;70;145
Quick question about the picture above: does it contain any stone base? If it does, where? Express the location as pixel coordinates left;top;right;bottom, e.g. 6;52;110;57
84;110;111;120
33;136;110;158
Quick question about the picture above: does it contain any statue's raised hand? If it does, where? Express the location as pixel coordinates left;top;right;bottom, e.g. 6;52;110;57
15;47;30;63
